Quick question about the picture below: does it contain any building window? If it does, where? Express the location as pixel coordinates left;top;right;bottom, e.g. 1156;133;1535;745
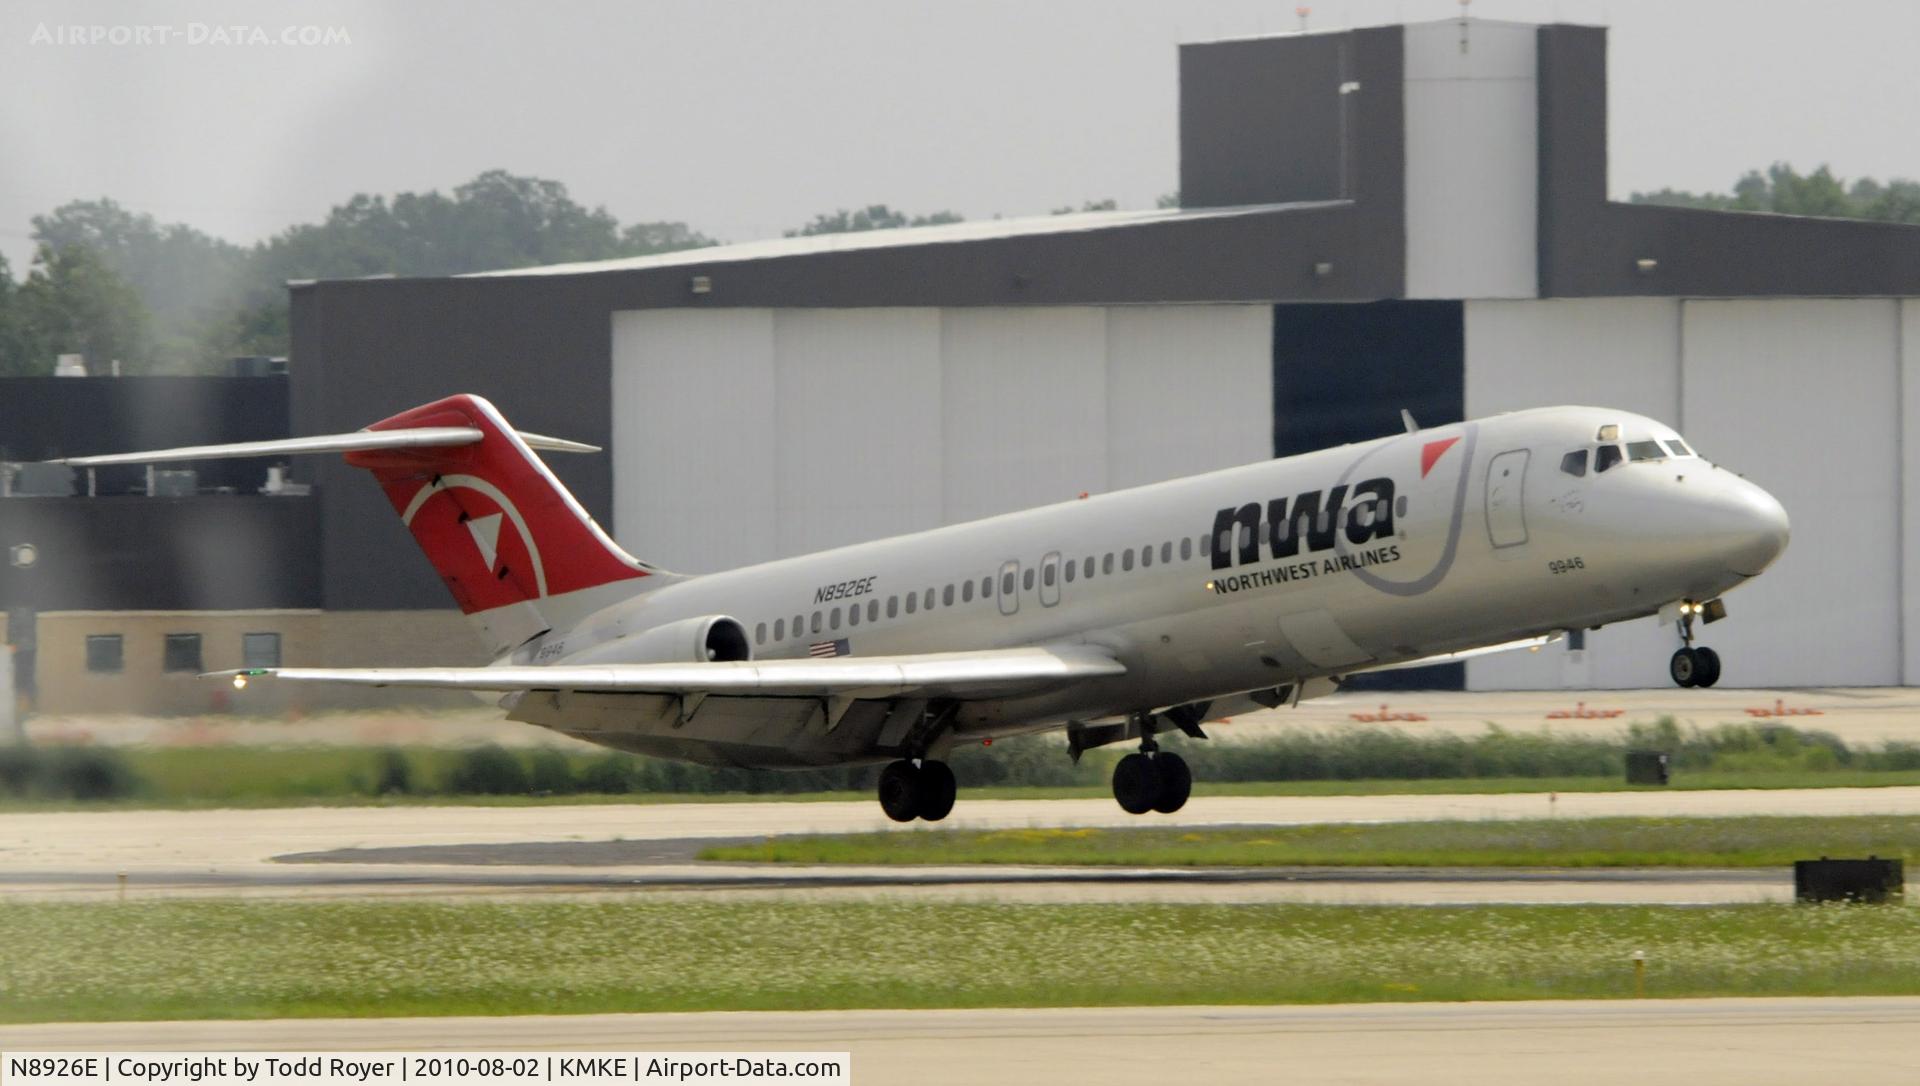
242;632;281;668
85;634;123;674
163;633;202;673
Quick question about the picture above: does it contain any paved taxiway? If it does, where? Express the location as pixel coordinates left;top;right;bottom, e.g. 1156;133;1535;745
7;999;1920;1084
6;788;1920;904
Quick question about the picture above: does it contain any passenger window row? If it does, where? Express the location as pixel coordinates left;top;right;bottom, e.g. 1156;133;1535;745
750;530;1214;646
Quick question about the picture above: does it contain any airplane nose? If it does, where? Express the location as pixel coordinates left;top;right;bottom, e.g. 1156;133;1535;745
1719;477;1790;576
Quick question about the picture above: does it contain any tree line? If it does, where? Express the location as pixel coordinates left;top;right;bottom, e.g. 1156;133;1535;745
1630;162;1920;222
9;161;1907;378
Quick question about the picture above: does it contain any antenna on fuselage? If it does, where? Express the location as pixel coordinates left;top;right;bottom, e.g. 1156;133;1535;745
1400;409;1419;433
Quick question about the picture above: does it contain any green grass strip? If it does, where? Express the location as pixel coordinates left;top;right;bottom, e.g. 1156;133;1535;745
4;900;1920;1023
11;766;1920;813
699;816;1920;868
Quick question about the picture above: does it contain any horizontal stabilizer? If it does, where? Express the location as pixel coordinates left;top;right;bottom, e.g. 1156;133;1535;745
47;427;600;467
212;646;1124;701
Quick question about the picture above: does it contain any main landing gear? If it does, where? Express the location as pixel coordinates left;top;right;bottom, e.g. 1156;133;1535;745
1111;739;1192;816
878;758;957;823
1669;599;1724;688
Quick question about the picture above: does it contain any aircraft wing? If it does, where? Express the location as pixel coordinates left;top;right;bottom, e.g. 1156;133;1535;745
209;645;1124;700
1359;631;1566;673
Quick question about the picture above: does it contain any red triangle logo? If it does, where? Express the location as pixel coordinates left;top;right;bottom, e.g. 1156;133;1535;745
1421;437;1460;478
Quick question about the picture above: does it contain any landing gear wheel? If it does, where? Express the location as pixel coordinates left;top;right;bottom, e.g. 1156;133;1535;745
1150;752;1191;814
1692;647;1722;688
878;760;921;822
1669;647;1699;688
1112;753;1161;815
916;760;957;822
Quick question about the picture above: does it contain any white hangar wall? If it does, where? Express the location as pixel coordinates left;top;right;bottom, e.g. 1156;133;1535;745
1465;296;1920;690
610;305;1274;574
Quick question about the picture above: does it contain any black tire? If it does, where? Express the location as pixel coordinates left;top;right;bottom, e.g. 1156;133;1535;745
1669;647;1698;688
916;760;957;822
1150;752;1191;814
1692;646;1722;688
1112;753;1160;815
878;760;921;822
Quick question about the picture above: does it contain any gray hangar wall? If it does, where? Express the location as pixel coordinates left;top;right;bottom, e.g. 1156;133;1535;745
609;306;1275;573
1464;296;1920;690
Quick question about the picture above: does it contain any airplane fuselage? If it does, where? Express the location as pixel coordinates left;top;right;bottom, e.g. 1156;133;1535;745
505;406;1789;767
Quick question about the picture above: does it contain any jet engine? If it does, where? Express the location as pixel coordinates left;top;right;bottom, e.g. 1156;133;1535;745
616;614;753;663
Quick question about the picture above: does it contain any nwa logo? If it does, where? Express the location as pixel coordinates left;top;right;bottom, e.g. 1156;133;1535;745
1210;478;1397;570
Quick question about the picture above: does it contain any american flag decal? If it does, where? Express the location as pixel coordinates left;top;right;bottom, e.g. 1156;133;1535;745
809;638;849;658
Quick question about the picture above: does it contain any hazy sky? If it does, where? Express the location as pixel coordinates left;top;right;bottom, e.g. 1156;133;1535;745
3;0;1918;271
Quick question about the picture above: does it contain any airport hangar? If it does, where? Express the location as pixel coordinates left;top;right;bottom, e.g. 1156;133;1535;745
7;17;1920;715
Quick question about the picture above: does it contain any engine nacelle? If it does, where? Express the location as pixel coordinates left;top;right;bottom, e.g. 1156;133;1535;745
612;614;752;663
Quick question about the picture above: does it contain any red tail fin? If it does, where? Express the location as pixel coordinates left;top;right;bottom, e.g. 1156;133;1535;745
345;395;654;646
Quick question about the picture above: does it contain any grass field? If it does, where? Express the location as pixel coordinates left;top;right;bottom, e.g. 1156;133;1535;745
3;900;1918;1023
699;816;1920;868
9;739;1920;811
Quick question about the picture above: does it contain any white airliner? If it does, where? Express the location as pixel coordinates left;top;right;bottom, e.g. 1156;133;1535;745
58;394;1788;821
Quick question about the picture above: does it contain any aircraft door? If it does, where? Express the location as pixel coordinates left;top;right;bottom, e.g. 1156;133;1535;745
1485;449;1530;548
1039;552;1061;607
998;560;1020;616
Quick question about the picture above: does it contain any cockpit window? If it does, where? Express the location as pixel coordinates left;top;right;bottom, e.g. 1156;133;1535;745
1627;440;1666;462
1663;438;1694;457
1594;444;1624;473
1560;449;1588;477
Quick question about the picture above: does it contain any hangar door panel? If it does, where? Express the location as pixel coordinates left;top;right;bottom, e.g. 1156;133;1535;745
611;309;776;574
1680;299;1899;686
940;308;1108;525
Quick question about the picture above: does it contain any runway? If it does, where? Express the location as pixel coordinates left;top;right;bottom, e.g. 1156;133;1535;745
6;999;1920;1085
5;787;1919;904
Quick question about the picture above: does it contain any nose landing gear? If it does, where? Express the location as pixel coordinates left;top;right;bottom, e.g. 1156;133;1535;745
1669;599;1724;688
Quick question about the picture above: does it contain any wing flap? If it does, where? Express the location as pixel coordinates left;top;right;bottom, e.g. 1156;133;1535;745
213;645;1124;700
